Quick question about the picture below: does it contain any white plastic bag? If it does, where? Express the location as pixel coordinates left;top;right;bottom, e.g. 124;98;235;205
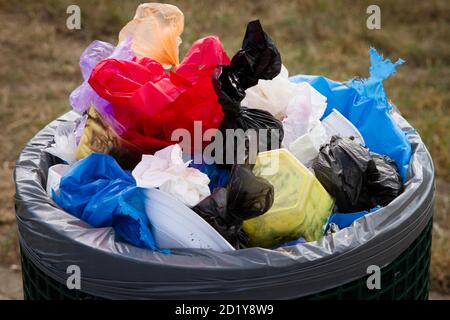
287;123;329;168
45;122;78;164
46;164;70;197
282;82;327;144
132;144;211;207
321;108;365;145
241;65;294;119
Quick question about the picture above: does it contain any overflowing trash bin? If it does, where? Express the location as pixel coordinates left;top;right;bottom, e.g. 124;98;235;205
14;3;434;300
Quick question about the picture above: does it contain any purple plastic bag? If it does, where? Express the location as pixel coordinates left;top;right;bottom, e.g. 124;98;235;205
70;37;135;133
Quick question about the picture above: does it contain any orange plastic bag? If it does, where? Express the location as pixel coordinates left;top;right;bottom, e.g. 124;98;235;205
118;3;184;68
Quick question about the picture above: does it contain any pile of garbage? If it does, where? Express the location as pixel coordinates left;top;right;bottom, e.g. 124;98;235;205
46;3;409;253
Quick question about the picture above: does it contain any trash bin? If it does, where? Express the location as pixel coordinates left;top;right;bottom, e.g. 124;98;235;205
14;109;435;300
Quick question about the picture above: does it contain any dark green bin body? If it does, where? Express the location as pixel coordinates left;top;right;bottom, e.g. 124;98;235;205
20;220;432;300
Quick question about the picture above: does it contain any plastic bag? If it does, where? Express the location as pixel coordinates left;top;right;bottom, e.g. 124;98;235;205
325;206;381;233
75;107;143;169
45;121;78;164
212;20;284;164
193;164;274;249
285;123;328;168
241;65;293;119
290;48;410;180
189;162;231;192
46;164;70;197
52;153;159;250
118;3;184;68
283;107;366;168
70;37;134;133
282;82;327;143
242;148;334;248
313;136;403;213
88;36;229;159
132;144;211;207
321;108;365;145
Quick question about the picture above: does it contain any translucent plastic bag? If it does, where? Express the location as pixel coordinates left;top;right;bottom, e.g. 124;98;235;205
45;121;78;164
241;65;293;120
118;3;184;68
70;37;134;133
242;148;334;248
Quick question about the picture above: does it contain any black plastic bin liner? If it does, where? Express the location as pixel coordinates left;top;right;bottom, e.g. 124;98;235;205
14;110;434;299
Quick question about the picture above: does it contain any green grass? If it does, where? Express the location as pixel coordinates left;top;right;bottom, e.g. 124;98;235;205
0;0;448;294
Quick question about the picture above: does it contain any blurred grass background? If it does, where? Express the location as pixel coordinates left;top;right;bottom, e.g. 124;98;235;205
0;0;448;294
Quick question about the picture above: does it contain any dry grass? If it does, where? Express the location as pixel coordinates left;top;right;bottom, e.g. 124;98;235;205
0;0;448;294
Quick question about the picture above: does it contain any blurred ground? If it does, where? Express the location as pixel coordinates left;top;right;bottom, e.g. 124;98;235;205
0;0;448;298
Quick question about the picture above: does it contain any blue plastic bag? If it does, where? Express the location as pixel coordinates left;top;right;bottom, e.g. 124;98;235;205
273;237;306;249
325;206;381;233
189;162;231;192
290;48;411;180
53;153;159;251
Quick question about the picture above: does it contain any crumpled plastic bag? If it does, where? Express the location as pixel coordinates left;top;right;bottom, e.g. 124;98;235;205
193;164;274;249
45;121;78;164
313;136;403;213
242;148;334;248
282;82;327;144
241;65;293;120
132;144;211;207
280;82;328;166
119;3;184;68
70;37;134;133
285;123;328;168
212;20;284;164
290;48;410;180
88;36;229;160
75;107;143;169
53;153;160;251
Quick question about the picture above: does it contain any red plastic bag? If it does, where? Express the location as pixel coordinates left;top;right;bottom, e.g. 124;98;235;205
88;36;230;156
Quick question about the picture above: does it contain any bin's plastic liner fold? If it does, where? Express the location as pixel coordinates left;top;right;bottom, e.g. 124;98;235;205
14;86;434;299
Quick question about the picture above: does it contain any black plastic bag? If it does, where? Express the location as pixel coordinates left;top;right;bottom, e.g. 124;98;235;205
212;20;284;165
313;136;403;213
193;164;274;249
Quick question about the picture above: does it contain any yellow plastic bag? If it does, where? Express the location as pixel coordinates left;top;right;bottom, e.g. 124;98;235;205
243;149;334;248
76;107;141;169
118;3;184;67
